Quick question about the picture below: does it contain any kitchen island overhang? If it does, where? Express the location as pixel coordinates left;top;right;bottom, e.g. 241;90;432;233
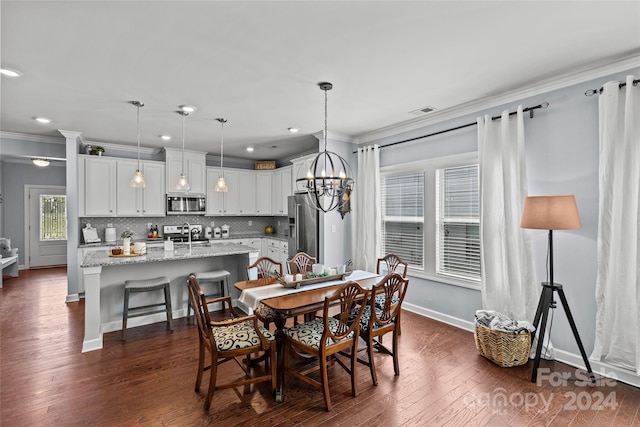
80;243;259;353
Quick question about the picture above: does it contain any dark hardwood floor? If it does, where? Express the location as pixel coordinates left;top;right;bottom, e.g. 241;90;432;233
1;267;638;426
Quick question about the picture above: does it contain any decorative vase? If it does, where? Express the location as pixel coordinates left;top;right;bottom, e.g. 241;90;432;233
123;237;131;255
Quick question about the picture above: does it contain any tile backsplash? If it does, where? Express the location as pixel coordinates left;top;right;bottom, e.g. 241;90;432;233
79;215;288;244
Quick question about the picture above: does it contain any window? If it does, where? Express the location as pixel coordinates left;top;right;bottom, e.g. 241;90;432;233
40;194;67;241
380;153;480;288
435;165;480;281
380;172;424;268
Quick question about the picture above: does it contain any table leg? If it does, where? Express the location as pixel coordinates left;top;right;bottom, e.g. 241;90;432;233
273;311;287;403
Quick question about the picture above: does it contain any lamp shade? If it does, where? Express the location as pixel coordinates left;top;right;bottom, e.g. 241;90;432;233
520;195;581;230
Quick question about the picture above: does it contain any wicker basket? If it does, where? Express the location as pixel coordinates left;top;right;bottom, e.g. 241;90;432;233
474;322;531;367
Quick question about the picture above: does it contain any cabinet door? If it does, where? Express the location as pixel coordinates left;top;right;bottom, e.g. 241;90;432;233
281;166;292;214
256;171;272;215
221;170;240;215
206;168;224;215
271;170;282;215
165;157;185;193
84;157;116;216
238;171;256;215
116;160;141;216
141;162;166;216
292;155;316;194
187;153;206;194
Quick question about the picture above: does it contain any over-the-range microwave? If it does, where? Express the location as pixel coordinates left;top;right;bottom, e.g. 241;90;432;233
166;194;206;215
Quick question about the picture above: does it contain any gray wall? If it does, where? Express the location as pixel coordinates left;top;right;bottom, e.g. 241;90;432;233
364;68;639;359
0;160;66;265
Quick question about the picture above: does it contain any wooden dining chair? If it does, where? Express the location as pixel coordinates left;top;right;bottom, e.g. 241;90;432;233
355;273;409;385
283;281;368;411
187;274;275;411
376;253;408;335
247;256;283;280
288;252;316;275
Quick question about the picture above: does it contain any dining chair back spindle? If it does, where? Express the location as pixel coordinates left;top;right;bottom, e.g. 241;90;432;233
187;274;275;411
375;253;408;336
288;252;316;275
247;256;283;280
283;281;368;411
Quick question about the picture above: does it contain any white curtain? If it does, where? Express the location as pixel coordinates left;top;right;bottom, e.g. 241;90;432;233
352;145;381;272
591;75;640;375
478;106;538;323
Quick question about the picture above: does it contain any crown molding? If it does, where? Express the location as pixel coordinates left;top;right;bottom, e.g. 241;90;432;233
0;131;65;144
312;130;355;144
356;54;640;144
85;140;160;155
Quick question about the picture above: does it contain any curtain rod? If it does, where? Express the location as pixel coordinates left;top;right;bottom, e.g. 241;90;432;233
584;79;639;96
354;102;549;153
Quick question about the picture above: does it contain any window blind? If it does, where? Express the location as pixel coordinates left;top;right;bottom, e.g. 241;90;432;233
380;172;424;268
435;165;480;281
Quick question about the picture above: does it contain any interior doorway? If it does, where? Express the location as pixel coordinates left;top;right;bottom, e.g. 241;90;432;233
26;186;67;268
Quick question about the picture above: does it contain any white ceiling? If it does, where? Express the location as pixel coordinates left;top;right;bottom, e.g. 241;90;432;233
2;1;639;161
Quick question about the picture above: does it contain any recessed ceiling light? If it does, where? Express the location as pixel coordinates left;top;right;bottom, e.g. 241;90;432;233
34;117;52;124
160;135;172;141
0;68;22;77
179;105;197;113
288;127;299;133
246;147;254;152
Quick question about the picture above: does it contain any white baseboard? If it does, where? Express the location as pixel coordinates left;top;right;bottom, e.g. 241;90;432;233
102;308;187;333
402;302;639;389
66;294;80;303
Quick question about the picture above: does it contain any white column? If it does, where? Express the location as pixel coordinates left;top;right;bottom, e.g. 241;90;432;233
81;265;103;352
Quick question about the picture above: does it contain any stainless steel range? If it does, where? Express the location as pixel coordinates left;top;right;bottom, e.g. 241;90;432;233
162;224;207;242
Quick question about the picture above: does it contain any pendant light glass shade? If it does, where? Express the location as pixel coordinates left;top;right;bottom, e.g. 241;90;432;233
130;101;146;188
176;110;191;192
215;118;228;192
297;82;355;213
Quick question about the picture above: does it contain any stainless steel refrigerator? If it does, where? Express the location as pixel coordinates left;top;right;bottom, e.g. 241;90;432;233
287;194;319;261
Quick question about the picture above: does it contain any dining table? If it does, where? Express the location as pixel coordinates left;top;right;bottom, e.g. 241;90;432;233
234;270;381;402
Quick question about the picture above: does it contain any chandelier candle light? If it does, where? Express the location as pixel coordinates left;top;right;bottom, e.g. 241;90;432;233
130;101;145;188
215;118;228;192
298;82;355;213
176;109;191;192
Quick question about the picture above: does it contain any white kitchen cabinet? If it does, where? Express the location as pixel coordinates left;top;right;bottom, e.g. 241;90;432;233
263;238;289;273
206;167;239;215
255;171;272;215
164;147;206;194
238;171;257;215
81;156;117;216
291;154;316;194
271;166;292;216
116;160;166;216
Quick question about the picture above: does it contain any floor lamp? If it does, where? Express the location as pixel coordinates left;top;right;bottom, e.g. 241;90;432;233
520;195;595;383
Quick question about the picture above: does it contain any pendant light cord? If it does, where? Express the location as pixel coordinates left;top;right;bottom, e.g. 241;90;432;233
220;120;224;173
324;87;328;152
136;103;141;170
181;112;186;174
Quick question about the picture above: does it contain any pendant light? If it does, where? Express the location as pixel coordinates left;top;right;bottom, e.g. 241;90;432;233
129;100;146;188
215;118;228;192
176;110;191;192
297;82;355;213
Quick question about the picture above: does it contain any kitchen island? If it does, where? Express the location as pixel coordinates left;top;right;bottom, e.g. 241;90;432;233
80;243;259;352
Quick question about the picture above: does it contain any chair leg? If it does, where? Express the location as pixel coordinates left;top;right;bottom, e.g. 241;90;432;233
392;330;400;376
397;310;402;336
164;284;173;331
121;288;130;341
368;334;378;386
350;341;358;397
195;340;205;392
320;353;332;412
204;353;217;410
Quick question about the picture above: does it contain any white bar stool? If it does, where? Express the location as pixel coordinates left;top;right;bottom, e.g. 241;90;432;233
122;276;173;340
188;269;231;324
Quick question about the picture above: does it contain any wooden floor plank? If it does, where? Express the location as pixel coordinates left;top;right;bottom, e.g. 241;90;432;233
1;267;638;426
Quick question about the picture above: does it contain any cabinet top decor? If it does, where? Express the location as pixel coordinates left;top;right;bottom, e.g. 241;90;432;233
255;160;276;170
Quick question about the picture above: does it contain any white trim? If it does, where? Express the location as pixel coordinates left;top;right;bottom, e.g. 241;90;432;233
84;140;161;155
312;130;356;144
555;349;640;389
0;131;65;144
403;302;475;332
81;335;103;353
66;293;80;303
357;55;640;144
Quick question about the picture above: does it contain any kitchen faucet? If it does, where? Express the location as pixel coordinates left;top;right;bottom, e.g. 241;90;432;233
182;222;191;251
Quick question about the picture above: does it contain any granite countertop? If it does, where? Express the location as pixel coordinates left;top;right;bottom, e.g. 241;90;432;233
78;234;287;248
80;243;260;268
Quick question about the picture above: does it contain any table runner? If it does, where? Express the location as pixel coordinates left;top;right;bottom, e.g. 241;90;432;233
238;270;381;310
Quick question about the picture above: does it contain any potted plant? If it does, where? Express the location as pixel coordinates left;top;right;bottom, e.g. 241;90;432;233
90;145;105;156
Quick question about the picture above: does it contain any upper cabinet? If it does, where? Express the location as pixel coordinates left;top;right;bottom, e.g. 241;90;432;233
164;147;206;194
291;154;316;194
256;171;272;216
80;156;117;216
206;167;240;215
116;160;166;216
238;171;257;215
271;166;292;216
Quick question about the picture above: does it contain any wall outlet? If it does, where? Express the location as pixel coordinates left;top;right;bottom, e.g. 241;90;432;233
332;225;336;233
147;222;152;231
210;221;215;227
248;220;252;226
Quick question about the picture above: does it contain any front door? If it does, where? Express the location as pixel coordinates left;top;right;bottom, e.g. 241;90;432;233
28;186;67;267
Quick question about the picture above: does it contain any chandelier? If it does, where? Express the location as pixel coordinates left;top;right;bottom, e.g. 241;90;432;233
130;100;145;188
298;82;354;213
